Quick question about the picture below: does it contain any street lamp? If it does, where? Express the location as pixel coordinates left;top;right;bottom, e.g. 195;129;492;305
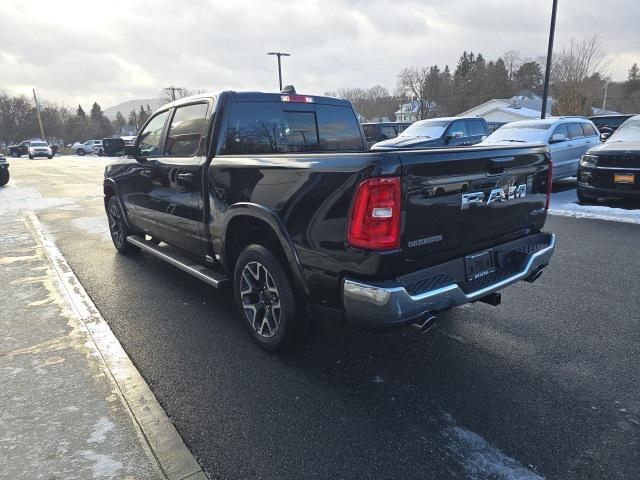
267;52;291;91
541;0;558;119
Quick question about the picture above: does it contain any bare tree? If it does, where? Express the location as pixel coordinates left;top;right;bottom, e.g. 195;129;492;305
502;50;523;82
551;35;609;116
396;67;431;120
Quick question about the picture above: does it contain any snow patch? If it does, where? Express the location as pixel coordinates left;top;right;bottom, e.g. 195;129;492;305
79;450;123;479
549;189;640;224
88;416;115;444
444;425;543;480
0;184;74;215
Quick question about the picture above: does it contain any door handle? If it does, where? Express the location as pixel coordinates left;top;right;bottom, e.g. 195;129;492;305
177;172;194;182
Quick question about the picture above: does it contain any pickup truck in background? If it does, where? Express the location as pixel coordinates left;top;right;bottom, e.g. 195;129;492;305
102;88;555;351
371;116;489;150
362;121;411;148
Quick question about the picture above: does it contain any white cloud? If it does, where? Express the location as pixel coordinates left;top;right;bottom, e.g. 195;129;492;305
0;0;637;109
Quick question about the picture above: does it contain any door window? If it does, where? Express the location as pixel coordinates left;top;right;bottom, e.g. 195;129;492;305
568;123;585;139
551;123;569;140
468;119;486;136
381;126;396;139
581;123;598;137
165;103;208;156
447;120;469;138
138;110;170;156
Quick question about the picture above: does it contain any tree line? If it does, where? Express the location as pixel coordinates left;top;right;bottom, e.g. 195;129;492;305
0;94;154;147
330;35;640;122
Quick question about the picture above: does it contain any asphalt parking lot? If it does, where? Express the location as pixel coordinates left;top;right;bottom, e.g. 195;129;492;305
2;156;639;479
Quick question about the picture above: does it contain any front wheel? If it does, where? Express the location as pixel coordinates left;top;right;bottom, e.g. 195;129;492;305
234;244;307;351
47;155;53;159
107;196;138;254
11;151;19;158
77;149;85;156
0;168;9;186
28;154;34;159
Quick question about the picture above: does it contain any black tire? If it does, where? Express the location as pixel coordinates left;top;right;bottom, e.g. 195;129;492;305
577;188;596;204
77;149;85;156
0;168;9;186
47;155;53;159
107;196;138;254
29;154;34;159
11;151;19;158
98;149;104;157
234;244;307;351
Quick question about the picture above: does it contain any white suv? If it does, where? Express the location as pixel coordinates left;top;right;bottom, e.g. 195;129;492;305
480;117;600;180
72;140;103;156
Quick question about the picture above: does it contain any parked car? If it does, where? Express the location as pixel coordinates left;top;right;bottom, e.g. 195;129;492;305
0;154;9;186
480;117;600;180
8;140;53;159
578;115;640;202
589;114;637;140
371;117;489;150
362;122;410;148
101;89;554;351
72;140;103;156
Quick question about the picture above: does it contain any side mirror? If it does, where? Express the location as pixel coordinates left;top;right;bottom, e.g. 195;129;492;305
445;131;464;144
102;138;125;156
550;133;567;144
600;132;611;142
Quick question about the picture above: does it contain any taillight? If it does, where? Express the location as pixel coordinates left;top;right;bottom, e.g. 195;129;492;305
348;177;401;250
545;159;553;210
281;95;314;103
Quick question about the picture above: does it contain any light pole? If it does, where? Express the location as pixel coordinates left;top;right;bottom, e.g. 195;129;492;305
541;0;558;119
267;52;290;91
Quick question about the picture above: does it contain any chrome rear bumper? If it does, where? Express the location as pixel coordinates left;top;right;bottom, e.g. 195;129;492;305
343;233;555;329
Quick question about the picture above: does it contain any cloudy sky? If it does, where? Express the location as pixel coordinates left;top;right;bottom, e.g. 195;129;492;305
1;0;637;110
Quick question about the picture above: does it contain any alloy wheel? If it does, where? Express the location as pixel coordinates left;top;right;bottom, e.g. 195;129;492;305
108;202;123;247
239;261;281;338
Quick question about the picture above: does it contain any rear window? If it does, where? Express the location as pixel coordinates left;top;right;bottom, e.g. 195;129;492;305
222;102;363;154
592;116;629;130
568;123;585;139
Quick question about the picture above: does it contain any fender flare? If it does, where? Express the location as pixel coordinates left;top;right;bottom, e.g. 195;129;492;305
103;179;133;229
220;203;309;297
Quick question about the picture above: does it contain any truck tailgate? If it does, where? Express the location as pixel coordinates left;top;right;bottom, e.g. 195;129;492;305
398;145;550;263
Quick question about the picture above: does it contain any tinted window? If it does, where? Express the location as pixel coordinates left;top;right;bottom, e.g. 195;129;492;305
568;123;585;139
362;125;377;141
592;116;628;130
223;102;363;154
581;123;598;137
315;104;364;151
468;119;486;136
448;120;469;137
552;123;569;139
138;110;170;156
381;125;397;139
166;103;208;156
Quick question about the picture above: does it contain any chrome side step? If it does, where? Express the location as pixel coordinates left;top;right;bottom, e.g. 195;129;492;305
126;235;229;288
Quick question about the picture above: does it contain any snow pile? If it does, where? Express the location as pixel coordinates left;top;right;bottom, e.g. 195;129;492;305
549;189;640;224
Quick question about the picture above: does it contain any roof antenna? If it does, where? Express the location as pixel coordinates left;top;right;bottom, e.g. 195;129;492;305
281;85;296;94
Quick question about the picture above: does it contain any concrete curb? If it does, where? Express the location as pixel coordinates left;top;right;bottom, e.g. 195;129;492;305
25;211;207;480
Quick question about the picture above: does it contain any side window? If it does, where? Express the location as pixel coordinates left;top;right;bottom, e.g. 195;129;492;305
381;125;397;139
581;123;598;137
315;104;364;151
468;119;486;136
362;125;376;141
448;120;469;138
165;103;208;156
568;123;584;139
138;110;170;156
552;123;569;139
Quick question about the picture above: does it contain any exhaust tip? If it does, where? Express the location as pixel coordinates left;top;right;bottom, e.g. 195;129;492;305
411;314;437;333
524;267;544;283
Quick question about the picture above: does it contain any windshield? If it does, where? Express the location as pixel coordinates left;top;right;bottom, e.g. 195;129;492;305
608;118;640;142
30;142;47;147
399;120;449;138
483;123;551;144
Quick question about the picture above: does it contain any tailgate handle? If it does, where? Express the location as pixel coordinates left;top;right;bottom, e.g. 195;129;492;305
486;157;515;175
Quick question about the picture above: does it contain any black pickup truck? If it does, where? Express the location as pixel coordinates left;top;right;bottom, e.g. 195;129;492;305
102;89;555;351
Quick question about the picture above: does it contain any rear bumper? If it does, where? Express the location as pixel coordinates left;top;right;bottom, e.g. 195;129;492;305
342;232;555;330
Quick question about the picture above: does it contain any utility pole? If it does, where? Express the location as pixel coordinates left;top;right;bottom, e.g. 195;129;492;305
541;0;558;119
267;52;291;91
165;86;180;101
602;79;610;110
32;88;46;140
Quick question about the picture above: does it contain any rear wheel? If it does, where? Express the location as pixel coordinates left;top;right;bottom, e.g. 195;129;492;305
77;149;85;156
107;196;138;254
47;155;53;159
11;151;19;158
28;154;34;159
234;244;306;351
0;168;9;186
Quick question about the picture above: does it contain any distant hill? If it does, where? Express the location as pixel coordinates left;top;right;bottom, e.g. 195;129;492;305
103;98;165;120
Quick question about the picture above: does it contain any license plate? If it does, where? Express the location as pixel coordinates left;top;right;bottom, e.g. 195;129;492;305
614;173;635;184
465;250;495;282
